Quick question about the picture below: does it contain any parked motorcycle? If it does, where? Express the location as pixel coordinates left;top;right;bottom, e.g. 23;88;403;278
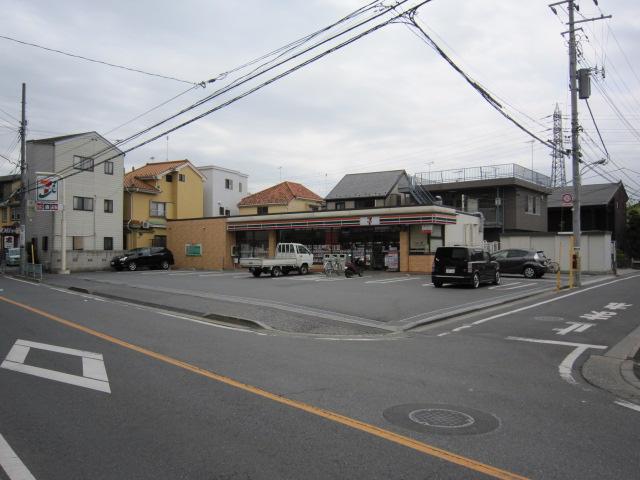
344;257;364;278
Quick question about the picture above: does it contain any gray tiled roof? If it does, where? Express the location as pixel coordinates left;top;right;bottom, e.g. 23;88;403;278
548;182;627;207
326;170;407;200
28;132;94;144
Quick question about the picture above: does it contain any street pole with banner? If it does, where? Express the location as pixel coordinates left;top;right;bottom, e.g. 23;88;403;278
35;173;67;272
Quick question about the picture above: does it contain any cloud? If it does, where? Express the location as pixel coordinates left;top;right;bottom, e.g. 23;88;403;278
0;0;638;198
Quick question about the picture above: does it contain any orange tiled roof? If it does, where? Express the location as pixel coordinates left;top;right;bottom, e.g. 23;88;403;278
239;181;323;207
132;160;191;179
123;171;158;193
124;159;206;193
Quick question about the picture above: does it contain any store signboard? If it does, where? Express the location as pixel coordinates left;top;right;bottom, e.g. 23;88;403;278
421;224;434;234
36;174;60;212
359;216;380;226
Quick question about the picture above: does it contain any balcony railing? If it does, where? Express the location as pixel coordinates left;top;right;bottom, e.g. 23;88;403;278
413;163;551;189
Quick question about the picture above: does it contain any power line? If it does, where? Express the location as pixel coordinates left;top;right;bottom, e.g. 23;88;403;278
405;16;555;150
0;34;199;85
21;1;435;195
583;98;609;159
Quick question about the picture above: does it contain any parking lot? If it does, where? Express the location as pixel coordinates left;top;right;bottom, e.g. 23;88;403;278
41;267;589;334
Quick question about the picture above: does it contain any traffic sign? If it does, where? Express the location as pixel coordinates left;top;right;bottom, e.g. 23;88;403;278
561;192;573;206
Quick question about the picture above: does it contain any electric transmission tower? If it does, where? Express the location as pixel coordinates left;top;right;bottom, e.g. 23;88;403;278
550;103;566;188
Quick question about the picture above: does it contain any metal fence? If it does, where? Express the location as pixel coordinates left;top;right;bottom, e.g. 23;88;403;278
20;263;43;281
414;164;551;189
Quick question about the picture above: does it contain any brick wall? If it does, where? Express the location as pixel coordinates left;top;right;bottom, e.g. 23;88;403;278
167;218;232;270
408;254;434;273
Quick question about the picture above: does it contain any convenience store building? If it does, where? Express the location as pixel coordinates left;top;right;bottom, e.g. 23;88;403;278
167;205;482;273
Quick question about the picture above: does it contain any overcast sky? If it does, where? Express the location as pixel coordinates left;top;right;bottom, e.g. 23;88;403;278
1;0;638;199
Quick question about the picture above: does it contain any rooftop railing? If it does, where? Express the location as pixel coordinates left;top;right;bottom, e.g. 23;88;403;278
413;163;551;189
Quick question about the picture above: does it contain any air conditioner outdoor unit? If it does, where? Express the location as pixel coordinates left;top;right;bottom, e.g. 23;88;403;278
142;221;151;229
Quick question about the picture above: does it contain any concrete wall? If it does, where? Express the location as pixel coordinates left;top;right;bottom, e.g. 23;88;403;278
47;249;125;272
200;165;248;217
500;232;613;273
167;217;234;270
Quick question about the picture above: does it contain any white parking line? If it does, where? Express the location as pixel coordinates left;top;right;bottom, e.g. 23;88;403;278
488;282;522;290
365;277;418;284
0;432;36;480
500;283;538;291
615;399;640;413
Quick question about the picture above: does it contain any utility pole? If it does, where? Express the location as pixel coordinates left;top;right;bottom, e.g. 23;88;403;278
568;0;582;287
549;0;611;287
19;83;27;272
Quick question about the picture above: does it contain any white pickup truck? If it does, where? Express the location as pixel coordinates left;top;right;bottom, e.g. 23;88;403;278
239;243;314;277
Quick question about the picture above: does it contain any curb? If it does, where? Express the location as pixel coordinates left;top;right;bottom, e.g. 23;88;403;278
400;288;553;332
66;286;267;331
582;322;640;403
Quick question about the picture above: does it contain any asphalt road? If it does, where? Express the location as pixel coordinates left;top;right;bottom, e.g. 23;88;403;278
1;273;639;479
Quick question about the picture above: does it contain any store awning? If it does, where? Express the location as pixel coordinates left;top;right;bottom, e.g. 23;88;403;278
227;212;456;231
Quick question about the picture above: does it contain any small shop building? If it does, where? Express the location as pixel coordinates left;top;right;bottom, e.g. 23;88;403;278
167;205;483;273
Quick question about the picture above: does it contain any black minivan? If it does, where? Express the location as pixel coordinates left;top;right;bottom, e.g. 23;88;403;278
432;246;500;288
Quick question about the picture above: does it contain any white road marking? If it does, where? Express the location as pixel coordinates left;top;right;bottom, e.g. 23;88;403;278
0;339;110;393
465;275;640;329
553;322;594;335
3;276;38;286
422;283;434;287
614;399;640;413
0;432;36;480
437;332;450;337
506;336;607;384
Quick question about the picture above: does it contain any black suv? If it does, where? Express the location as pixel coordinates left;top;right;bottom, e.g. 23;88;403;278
111;247;174;271
432;246;500;288
491;249;548;278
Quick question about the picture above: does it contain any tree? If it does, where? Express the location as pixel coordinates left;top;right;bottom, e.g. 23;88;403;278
626;205;640;258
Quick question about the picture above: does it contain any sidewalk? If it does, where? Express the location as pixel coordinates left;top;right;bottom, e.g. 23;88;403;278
583;321;640;404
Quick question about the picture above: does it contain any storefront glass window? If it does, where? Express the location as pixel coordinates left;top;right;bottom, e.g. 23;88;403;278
409;224;444;254
236;231;269;258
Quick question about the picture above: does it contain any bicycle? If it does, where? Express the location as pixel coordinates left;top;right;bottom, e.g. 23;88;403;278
323;259;335;276
547;261;560;274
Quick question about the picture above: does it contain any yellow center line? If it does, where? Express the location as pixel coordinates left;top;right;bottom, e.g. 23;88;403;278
0;295;528;480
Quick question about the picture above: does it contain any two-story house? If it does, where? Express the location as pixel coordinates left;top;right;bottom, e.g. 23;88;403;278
238;181;323;215
548;182;629;250
413;164;552;242
325;170;417;210
199;164;248;217
0;174;21;254
124;159;205;248
26;132;125;271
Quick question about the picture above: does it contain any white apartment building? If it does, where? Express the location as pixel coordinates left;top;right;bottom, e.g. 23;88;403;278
198;165;248;217
26;132;124;271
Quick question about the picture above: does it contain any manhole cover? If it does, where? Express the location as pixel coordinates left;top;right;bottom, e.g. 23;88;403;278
409;408;475;428
383;403;499;436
